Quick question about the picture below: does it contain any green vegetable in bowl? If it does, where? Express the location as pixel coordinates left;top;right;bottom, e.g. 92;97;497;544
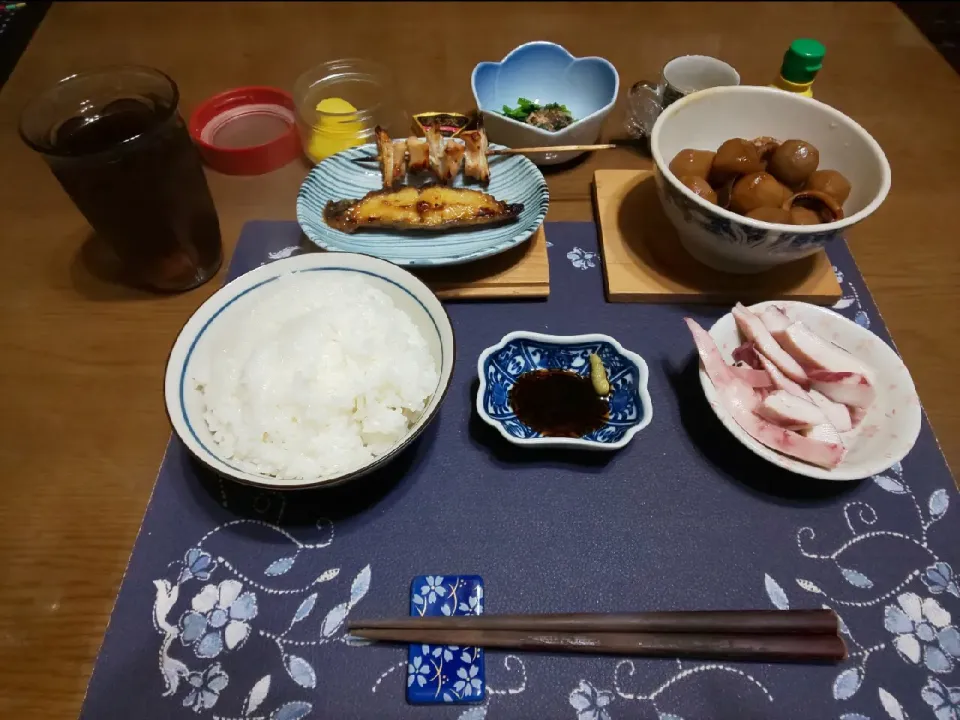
500;97;575;132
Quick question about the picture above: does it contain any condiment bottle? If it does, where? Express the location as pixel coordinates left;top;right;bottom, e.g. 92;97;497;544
770;39;826;98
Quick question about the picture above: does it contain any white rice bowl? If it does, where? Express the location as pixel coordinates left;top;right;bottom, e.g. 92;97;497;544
190;273;439;481
165;253;454;489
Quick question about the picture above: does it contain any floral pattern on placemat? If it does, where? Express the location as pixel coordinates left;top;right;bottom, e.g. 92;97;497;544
567;246;599;270
762;458;958;720
151;502;372;719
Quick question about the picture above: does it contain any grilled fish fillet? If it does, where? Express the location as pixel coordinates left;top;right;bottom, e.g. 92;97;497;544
324;185;523;233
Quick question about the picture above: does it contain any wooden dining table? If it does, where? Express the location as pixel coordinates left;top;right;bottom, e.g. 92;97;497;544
0;2;958;717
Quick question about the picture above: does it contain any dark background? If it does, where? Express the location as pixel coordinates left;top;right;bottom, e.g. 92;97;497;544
1;3;959;92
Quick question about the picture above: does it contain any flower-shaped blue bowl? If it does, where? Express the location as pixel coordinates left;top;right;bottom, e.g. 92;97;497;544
476;331;652;450
471;41;619;166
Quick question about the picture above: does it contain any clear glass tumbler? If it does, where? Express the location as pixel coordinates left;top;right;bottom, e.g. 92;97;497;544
20;66;222;292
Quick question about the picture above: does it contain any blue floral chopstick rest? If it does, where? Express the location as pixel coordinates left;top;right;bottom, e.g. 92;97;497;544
407;575;485;704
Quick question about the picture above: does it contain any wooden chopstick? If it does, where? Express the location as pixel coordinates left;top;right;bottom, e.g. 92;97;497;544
348;609;839;636
348;628;847;663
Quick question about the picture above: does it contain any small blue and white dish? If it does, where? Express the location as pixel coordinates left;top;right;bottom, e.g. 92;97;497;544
297;143;549;267
476;331;652;450
407;575;485;705
471;41;619;165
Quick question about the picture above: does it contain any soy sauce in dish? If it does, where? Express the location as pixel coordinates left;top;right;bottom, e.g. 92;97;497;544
509;370;609;438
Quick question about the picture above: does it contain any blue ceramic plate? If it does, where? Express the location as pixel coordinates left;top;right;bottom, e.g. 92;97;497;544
476;331;653;451
296;143;549;267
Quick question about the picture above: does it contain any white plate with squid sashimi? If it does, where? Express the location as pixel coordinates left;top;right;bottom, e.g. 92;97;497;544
686;301;921;481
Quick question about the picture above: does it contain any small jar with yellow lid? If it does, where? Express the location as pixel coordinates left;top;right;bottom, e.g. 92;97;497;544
770;39;826;98
292;59;404;163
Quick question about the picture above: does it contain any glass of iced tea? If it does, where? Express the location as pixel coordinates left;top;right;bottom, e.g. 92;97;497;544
20;66;222;292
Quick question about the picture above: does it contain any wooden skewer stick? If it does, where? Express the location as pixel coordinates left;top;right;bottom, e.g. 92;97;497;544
489;143;619;156
352;142;621;163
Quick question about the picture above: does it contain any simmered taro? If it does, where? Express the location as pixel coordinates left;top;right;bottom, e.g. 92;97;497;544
679;175;718;204
668;135;851;226
767;139;820;187
804;169;851;205
669;149;715;180
712;138;764;179
730;172;791;215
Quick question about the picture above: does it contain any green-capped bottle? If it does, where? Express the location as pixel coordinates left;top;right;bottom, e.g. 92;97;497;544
770;39;826;98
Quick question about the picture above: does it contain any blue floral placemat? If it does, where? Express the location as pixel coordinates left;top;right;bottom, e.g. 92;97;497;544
79;222;959;720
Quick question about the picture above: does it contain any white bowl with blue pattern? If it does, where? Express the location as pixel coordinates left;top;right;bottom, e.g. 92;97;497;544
476;331;652;450
471;41;619;165
164;252;455;490
296;143;549;267
652;86;891;274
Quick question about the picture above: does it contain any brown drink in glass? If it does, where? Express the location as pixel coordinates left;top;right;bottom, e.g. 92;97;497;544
20;66;222;292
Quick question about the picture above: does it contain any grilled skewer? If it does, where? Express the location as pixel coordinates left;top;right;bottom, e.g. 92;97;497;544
369;122;490;189
355;142;620;163
357;121;623;187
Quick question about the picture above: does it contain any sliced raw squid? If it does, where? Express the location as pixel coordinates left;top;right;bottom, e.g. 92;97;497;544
757;352;853;432
686;318;845;469
730;364;772;388
732;341;763;369
756;353;807;399
809;370;876;409
759;305;792;335
808;388;854;432
686;318;759;412
805;422;844;447
777;321;873;378
756;391;829;430
732;304;809;386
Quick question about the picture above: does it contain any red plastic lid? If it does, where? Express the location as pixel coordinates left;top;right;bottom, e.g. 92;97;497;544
189;86;300;175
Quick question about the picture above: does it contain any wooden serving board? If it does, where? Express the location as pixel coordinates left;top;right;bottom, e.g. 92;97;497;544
412;225;549;299
593;170;842;304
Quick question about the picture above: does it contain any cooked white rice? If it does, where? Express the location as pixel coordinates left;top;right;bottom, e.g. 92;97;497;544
192;272;439;481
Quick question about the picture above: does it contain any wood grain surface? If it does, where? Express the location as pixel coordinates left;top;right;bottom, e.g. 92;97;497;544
414;226;550;299
593;169;842;303
0;3;957;717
